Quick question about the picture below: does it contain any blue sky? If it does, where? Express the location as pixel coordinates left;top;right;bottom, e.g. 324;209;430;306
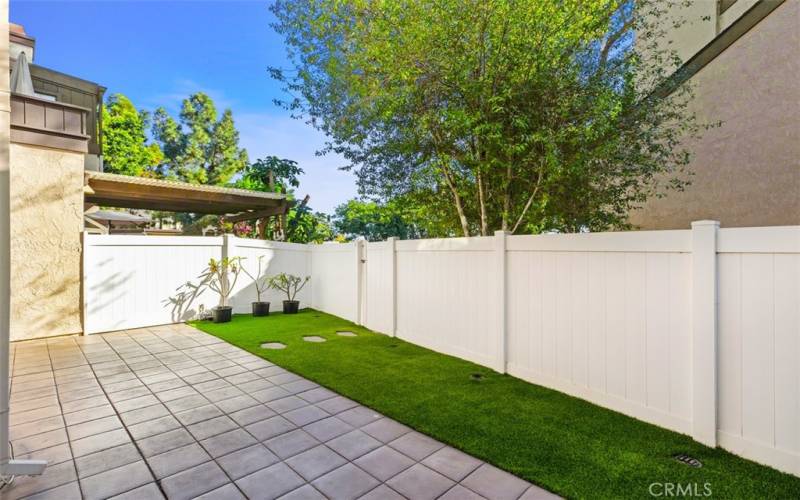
10;0;356;214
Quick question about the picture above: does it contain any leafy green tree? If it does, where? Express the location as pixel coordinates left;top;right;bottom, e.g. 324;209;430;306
152;92;248;185
271;0;709;235
333;199;424;241
233;156;332;243
236;156;303;194
102;94;163;177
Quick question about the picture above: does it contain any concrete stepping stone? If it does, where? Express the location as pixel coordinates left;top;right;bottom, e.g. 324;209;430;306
261;342;286;350
303;336;326;343
336;331;357;337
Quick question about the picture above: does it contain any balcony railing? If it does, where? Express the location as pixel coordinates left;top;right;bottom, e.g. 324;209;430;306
9;92;90;153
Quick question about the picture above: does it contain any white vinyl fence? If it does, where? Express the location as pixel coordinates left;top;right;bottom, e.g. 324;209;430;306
82;223;800;476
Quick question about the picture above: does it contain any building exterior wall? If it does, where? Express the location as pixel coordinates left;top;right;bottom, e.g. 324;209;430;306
630;1;800;229
9;143;83;340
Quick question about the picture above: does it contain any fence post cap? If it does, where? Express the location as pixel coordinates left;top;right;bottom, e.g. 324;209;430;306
494;230;507;236
691;220;720;228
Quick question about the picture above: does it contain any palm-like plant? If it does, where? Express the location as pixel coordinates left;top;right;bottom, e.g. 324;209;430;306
242;255;270;303
267;273;310;302
205;256;243;307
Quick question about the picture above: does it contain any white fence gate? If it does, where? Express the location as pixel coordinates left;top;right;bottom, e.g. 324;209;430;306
82;223;800;476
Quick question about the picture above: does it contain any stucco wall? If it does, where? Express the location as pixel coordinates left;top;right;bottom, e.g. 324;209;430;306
9;143;83;340
630;1;800;229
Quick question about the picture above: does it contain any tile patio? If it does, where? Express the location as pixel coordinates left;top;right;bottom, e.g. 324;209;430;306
4;324;559;500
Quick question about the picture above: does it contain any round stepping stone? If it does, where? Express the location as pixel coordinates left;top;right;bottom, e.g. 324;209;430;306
303;335;327;343
336;331;357;337
261;342;286;349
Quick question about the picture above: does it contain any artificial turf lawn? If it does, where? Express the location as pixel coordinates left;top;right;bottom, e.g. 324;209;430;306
191;310;800;499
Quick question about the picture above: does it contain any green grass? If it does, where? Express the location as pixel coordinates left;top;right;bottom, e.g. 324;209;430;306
191;310;800;499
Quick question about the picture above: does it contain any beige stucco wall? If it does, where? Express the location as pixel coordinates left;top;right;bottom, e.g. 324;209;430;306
630;1;800;229
9;143;84;340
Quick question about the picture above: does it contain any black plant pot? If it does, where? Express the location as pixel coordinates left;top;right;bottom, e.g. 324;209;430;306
212;306;233;323
282;300;300;314
252;302;270;317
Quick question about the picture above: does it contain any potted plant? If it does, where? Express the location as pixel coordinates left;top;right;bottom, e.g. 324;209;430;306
242;255;270;317
205;256;243;323
267;273;310;314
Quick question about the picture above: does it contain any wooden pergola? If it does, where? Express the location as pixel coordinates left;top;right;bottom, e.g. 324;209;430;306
84;171;291;238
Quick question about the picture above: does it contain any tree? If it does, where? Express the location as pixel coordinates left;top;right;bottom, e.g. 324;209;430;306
102;94;163;177
233;156;333;243
236;156;303;194
271;0;709;235
333;199;424;241
151;92;248;185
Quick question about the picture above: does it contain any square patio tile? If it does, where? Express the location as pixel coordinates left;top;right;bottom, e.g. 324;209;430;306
361;418;411;443
326;429;381;460
439;484;486;500
236;462;305;500
303;417;354;442
138;428;195;457
283;405;329;426
354;445;415;481
67;415;122;440
11;428;68;456
63;404;116;426
187;415;239;440
265;429;320;459
201;428;258;458
71;428;131;458
386;463;455;500
252;386;292;403
20;481;83;500
194;483;246;500
358;484;405;500
113;395;160;413
127;415;182;440
215;394;261;414
229;405;276;427
421;446;482;481
388;431;444;461
296;387;337;404
79;460;154;500
311;463;380;500
165;394;211;413
246;415;296;441
276;484;326;500
267;396;308;414
336;406;382;427
314;396;359;415
160;461;230;500
74;443;142;478
217;444;279;480
108;483;166;500
461;463;531;500
174;404;225;426
285;444;347;481
119;403;171;426
146;442;211;479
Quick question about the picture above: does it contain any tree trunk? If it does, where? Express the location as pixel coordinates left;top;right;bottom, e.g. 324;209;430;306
502;163;512;231
477;170;488;236
440;162;470;237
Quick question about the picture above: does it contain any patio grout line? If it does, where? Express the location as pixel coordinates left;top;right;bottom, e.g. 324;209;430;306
73;334;170;500
42;337;86;500
133;327;394;498
119;329;256;498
